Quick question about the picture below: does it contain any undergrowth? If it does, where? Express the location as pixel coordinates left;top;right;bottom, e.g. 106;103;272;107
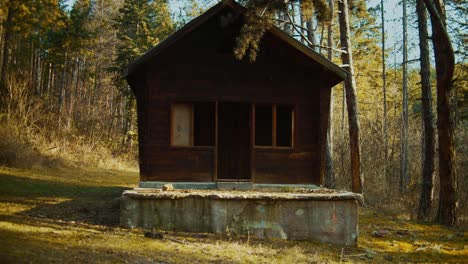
0;125;137;170
0;73;137;171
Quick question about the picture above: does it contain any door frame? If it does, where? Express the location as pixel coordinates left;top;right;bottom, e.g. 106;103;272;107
215;101;252;182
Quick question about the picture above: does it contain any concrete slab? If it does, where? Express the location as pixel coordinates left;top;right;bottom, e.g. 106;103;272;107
138;181;321;191
216;182;253;190
120;189;361;245
139;181;217;189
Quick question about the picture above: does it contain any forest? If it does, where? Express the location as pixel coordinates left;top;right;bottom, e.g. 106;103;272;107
0;0;466;263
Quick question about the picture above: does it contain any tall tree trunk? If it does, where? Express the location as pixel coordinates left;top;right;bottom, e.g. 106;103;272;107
289;3;295;26
280;9;293;35
300;6;307;44
416;0;435;221
306;18;316;50
0;23;3;75
381;0;388;181
67;58;79;130
49;64;54;96
400;0;410;192
93;66;100;117
423;0;457;226
123;93;135;146
30;42;36;93
319;22;325;55
0;2;13;97
58;52;68;130
338;0;363;193
35;49;42;95
324;0;335;189
46;63;52;95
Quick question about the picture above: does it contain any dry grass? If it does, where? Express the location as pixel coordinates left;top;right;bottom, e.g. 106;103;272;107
0;124;138;171
0;166;466;263
0;73;138;171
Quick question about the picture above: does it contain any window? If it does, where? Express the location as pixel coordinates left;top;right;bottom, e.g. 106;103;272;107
193;102;215;146
276;105;293;147
171;102;215;147
254;104;294;148
254;105;273;146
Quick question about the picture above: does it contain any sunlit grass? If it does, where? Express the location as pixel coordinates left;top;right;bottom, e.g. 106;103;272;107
0;166;466;263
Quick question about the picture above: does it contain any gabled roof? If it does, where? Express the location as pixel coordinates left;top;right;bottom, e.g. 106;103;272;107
124;0;347;80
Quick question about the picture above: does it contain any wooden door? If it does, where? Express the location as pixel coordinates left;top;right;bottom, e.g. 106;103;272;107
217;102;251;180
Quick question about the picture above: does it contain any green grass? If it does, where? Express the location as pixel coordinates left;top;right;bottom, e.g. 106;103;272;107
0;166;466;263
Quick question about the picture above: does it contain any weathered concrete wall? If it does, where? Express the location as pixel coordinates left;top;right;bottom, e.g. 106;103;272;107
121;190;360;245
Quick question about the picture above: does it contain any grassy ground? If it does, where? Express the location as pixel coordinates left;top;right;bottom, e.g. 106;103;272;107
0;166;466;263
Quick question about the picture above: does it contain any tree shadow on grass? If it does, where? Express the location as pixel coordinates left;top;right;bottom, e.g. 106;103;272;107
3;171;465;263
0;172;130;226
0;227;226;264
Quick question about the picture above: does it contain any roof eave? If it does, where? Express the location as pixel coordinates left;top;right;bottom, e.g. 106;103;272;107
267;26;347;80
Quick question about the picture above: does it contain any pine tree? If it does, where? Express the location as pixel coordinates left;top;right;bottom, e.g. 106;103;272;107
423;0;458;226
400;0;409;193
338;0;362;194
0;0;67;104
380;0;388;182
416;0;435;221
324;0;335;189
115;0;174;145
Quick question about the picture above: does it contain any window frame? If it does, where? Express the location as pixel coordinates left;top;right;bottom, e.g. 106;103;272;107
170;102;215;149
253;103;295;149
170;102;295;150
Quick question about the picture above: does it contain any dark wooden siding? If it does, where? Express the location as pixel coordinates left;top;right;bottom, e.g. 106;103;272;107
143;146;214;182
134;8;331;184
253;149;318;184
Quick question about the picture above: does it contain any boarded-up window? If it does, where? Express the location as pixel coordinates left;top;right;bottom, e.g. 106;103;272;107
254;104;294;148
172;102;215;147
172;103;193;146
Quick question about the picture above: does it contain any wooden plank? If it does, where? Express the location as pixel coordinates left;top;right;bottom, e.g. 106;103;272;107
251;103;255;182
252;149;319;184
272;104;277;147
191;103;194;146
292;107;296;148
214;101;218;181
170;103;173;146
143;146;214;182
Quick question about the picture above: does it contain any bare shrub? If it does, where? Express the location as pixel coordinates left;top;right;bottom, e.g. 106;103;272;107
0;73;58;168
0;126;63;168
0;73;137;170
333;96;466;226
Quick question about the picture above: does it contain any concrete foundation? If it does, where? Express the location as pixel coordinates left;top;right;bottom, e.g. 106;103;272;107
138;181;320;190
120;189;361;245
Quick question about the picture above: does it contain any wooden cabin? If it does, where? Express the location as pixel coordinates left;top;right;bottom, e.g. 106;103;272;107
125;0;346;186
